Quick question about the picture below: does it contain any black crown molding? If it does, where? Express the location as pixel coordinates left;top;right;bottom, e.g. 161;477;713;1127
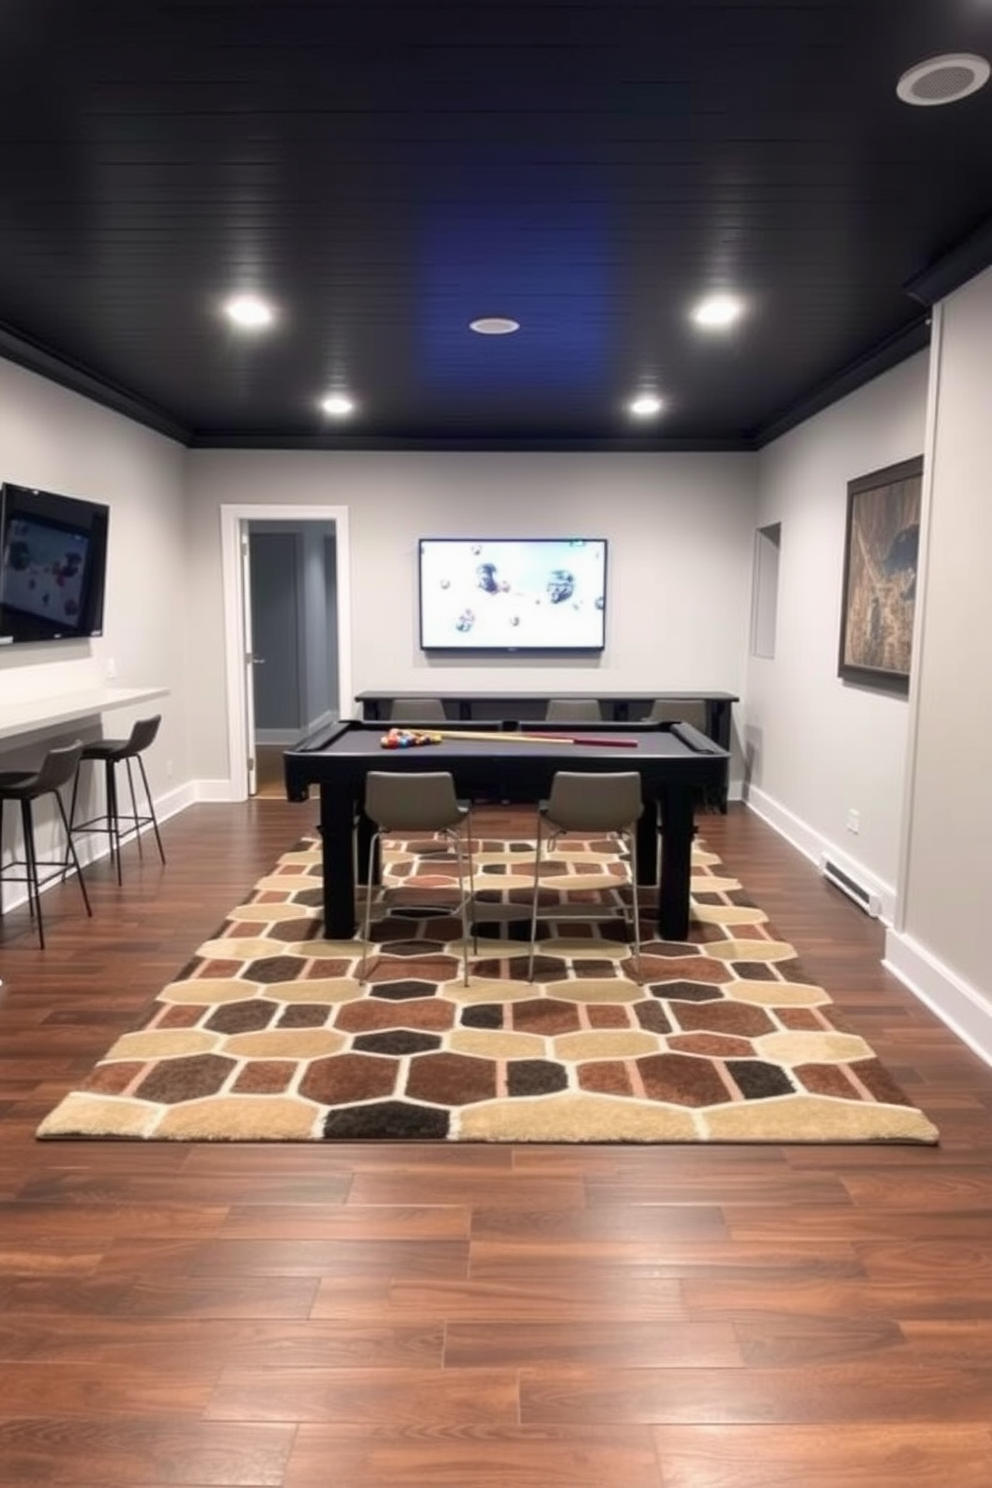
0;321;190;444
186;432;756;452
905;212;992;307
0;308;938;457
752;316;931;449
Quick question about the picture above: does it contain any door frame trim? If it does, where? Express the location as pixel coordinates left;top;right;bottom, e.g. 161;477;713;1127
221;503;352;802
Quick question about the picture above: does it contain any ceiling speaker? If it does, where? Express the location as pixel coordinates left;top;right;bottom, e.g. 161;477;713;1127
897;53;990;106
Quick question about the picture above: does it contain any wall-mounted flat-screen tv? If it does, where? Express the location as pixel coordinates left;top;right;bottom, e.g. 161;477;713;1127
0;482;110;645
419;537;608;652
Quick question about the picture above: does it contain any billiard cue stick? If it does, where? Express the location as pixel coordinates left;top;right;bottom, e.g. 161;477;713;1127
428;729;639;748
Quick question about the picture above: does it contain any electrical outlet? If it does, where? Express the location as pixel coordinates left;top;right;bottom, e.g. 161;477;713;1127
846;808;860;834
166;759;174;779
104;657;116;680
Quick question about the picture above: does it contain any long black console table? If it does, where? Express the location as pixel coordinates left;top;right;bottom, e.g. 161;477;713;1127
355;690;738;752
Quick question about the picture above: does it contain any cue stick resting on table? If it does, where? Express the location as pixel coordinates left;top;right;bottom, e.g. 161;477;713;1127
409;728;639;748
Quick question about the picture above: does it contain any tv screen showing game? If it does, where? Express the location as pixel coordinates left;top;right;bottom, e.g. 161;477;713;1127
418;537;608;652
0;482;110;644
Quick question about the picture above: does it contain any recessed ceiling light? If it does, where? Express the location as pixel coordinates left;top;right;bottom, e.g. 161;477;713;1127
469;316;520;335
629;394;664;417
897;53;990;106
320;393;355;417
691;294;743;329
224;293;275;329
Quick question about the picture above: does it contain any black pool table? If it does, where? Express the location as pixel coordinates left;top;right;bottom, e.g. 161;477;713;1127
283;718;729;942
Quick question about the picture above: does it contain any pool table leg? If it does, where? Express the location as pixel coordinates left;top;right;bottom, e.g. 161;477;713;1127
656;785;695;941
635;808;659;891
707;700;731;812
319;785;360;938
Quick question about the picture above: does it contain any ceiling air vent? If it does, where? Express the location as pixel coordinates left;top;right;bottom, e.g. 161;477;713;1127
897;53;990;107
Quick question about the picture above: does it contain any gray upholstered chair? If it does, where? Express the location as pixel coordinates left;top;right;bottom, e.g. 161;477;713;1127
527;770;643;982
647;698;707;731
0;741;92;948
545;698;603;722
389;698;446;723
361;771;475;986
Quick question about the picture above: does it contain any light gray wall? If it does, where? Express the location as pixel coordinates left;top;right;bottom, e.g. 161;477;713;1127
0;359;189;809
184;449;759;786
886;265;992;1062
749;353;929;919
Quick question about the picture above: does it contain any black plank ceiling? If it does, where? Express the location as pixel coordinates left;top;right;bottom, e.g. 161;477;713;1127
0;0;991;449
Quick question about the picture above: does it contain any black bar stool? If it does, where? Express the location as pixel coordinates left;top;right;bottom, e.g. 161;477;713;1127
68;715;166;884
0;740;93;948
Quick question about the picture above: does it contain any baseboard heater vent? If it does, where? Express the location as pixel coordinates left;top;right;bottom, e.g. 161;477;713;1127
820;857;881;918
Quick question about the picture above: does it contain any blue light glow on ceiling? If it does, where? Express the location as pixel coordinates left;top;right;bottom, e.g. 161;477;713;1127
418;201;610;394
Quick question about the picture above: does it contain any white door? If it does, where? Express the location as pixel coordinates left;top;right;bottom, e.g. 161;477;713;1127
239;530;258;796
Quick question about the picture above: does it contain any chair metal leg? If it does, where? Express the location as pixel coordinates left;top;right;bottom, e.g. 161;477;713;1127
105;758;122;884
20;798;44;948
358;827;382;983
124;758;144;860
360;818;475;987
449;822;475;988
54;790;92;919
623;823;642;984
71;751;165;883
463;811;478;955
527;820;642;984
68;760;83;834
63;760;85;885
135;754;166;864
527;822;547;982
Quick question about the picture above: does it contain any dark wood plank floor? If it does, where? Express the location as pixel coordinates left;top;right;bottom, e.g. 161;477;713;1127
1;798;991;1487
254;744;292;799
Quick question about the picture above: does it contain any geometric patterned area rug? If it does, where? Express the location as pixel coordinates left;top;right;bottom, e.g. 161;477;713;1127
37;831;939;1144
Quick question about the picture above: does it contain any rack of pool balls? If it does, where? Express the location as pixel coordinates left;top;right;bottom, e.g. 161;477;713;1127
379;727;444;750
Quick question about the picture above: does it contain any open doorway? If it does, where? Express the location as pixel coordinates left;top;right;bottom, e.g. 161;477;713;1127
221;504;353;801
248;523;340;796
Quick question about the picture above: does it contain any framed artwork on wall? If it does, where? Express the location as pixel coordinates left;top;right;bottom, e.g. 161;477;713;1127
838;455;923;694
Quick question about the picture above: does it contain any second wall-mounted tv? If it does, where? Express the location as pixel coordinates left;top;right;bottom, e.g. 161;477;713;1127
0;482;110;645
419;537;608;652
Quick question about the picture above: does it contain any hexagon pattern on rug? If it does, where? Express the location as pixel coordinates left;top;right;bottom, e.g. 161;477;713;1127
37;833;939;1144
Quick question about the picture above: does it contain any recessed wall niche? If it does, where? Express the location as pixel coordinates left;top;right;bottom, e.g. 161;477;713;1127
750;521;781;659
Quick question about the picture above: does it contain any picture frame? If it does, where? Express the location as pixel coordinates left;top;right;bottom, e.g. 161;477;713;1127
838;456;923;693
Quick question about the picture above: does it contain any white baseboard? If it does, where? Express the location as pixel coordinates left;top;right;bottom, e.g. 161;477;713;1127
156;781;198;819
743;784;896;924
195;778;246;803
0;780;196;916
885;929;992;1069
745;784;991;1072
